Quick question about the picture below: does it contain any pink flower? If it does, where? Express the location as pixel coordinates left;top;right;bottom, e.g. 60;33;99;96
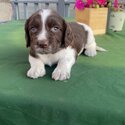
86;0;93;7
114;0;118;9
75;0;85;10
97;0;106;6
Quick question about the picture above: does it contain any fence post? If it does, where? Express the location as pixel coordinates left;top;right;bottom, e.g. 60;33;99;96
24;2;28;19
45;3;49;9
65;3;70;17
57;0;65;17
15;1;20;20
34;2;39;11
11;1;16;20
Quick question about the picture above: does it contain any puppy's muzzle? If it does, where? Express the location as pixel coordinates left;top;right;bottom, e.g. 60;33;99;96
37;40;48;49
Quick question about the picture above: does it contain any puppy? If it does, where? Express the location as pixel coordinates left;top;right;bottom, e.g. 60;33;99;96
25;9;105;81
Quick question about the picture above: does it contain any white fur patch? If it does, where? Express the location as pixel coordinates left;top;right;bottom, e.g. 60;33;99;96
27;55;46;79
37;46;76;66
27;46;76;80
77;22;97;57
51;47;76;80
37;9;51;41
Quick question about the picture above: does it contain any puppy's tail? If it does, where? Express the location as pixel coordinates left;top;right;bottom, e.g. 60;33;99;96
96;46;106;52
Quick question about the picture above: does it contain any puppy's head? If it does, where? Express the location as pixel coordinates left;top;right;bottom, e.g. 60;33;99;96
25;9;73;55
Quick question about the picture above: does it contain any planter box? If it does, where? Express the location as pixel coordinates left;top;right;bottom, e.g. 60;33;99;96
75;8;108;35
108;11;125;31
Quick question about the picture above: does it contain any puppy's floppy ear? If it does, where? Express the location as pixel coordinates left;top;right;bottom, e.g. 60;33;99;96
64;22;74;47
25;19;30;47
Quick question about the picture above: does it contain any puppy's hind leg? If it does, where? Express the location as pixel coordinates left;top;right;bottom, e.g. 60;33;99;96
84;41;97;57
78;22;97;57
84;30;97;57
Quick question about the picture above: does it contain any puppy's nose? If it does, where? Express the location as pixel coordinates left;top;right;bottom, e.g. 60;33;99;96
37;40;48;48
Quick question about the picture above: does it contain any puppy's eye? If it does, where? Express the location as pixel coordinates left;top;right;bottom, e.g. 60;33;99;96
30;27;37;33
51;27;59;32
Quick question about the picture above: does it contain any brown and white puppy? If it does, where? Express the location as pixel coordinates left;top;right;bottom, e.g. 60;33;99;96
25;9;105;81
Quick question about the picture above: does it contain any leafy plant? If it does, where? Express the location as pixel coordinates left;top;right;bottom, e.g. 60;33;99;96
111;0;125;11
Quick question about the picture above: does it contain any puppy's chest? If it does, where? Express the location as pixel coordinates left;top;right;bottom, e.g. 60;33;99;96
37;53;60;66
37;46;76;66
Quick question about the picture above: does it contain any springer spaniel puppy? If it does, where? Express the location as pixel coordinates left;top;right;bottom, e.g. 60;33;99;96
25;9;105;81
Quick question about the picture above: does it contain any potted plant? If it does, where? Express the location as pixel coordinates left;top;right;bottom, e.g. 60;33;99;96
75;0;109;35
108;0;125;31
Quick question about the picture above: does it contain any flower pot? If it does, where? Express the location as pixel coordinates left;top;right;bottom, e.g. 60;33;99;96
75;8;108;35
108;11;125;31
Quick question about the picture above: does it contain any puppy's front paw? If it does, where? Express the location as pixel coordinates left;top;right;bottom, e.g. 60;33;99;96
27;68;46;79
85;49;97;57
52;68;70;81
